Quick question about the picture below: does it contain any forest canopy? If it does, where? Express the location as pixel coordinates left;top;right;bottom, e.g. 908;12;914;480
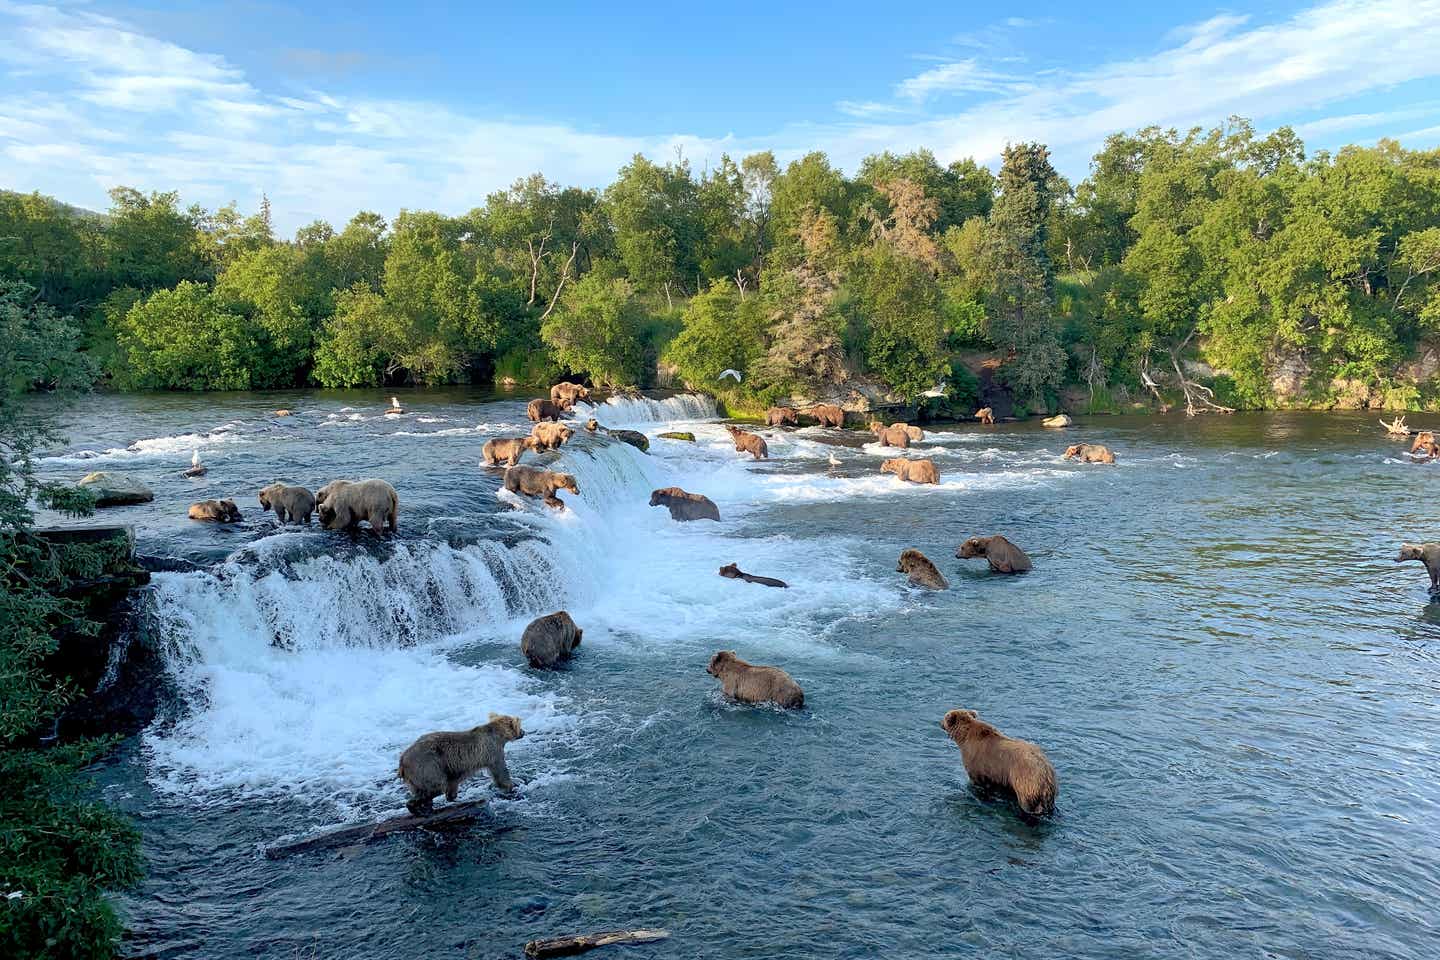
4;117;1440;414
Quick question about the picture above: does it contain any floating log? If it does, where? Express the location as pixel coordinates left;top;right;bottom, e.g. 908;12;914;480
524;929;671;958
262;800;488;859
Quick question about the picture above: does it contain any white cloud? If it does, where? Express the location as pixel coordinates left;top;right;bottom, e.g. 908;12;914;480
1;0;1440;234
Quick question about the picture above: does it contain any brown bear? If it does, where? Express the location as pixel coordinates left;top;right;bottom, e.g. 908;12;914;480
527;398;565;422
482;436;539;467
258;482;315;524
503;465;580;510
550;382;591;408
940;709;1057;817
897;548;948;589
397;713;524;816
956;535;1032;574
318;478;398;533
584;418;600;432
650;487;721;522
891;422;924;442
529;422;574;451
765;406;799;427
718;563;788;588
188;499;242;523
1410;431;1440;459
1063;443;1116;464
706;651;804;709
608;429;650;452
807;404;845;428
870;422;912;448
880;458;939;484
725;425;768;460
1397;543;1440;592
520;611;583;668
975;407;995;425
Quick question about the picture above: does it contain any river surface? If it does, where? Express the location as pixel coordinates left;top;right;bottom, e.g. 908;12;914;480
36;389;1440;959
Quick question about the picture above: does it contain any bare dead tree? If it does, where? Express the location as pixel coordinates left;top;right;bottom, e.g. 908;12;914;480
538;241;580;324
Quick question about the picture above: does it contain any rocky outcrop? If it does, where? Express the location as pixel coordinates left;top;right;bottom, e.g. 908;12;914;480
657;432;695;441
77;471;154;506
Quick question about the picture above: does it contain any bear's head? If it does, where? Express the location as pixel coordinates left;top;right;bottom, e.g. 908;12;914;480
649;487;679;507
725;425;740;437
219;499;242;521
941;708;980;737
1063;444;1083;459
707;650;737;676
1398;543;1427;562
585;418;599;432
486;713;524;741
556;474;580;496
896;548;928;573
718;563;741;579
258;486;274;511
957;537;988;559
881;458;904;475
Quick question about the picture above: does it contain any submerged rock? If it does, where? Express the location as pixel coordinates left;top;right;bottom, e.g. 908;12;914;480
78;471;154;506
657;431;695;442
608;429;650;452
1041;413;1074;428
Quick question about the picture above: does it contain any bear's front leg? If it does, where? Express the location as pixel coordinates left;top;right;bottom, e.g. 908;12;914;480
487;758;514;792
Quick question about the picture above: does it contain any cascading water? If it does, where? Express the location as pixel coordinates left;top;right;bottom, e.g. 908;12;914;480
574;392;718;426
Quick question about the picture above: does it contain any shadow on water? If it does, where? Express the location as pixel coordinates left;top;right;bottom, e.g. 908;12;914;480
42;392;1440;959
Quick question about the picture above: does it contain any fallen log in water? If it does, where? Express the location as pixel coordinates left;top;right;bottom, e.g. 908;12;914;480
263;800;488;859
523;928;671;958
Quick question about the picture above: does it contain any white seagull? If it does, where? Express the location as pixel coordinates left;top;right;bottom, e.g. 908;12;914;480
827;451;841;468
717;369;743;383
920;381;948;398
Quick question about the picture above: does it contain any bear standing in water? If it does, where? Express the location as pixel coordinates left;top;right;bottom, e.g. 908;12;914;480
397;714;524;816
706;651;804;709
520;611;583;668
941;709;1056;817
1397;543;1440;592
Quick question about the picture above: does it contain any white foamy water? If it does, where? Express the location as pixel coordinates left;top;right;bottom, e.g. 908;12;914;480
574;393;718;426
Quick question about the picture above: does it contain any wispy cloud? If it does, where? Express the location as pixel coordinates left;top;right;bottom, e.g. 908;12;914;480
2;0;1439;234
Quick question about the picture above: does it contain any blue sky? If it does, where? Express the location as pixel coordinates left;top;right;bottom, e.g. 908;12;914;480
3;0;1439;233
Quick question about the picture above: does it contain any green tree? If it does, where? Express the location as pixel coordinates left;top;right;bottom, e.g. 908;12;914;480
850;243;948;397
664;282;767;389
103;188;207;291
604;155;701;305
312;283;391;388
114;281;256;390
541;274;647;386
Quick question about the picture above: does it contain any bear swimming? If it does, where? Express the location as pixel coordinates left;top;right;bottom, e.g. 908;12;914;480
956;535;1032;574
897;548;948;589
188;499;242;523
1410;431;1440;459
317;478;398;533
880;458;939;484
718;563;788;588
941;709;1057;817
706;651;804;709
520;611;583;668
257;483;315;524
482;436;539;467
503;465;580;509
649;487;720;522
1063;443;1116;464
397;713;524;816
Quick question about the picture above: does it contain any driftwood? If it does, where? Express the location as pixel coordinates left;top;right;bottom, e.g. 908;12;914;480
524;929;671;958
262;800;488;859
1380;416;1416;436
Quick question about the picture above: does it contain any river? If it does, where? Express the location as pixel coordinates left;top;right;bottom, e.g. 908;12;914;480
35;389;1440;959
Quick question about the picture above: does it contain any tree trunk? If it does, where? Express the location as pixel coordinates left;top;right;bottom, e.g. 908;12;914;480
523;929;671;958
262;800;488;858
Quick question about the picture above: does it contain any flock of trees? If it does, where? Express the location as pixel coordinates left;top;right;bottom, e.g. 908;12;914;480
4;118;1440;413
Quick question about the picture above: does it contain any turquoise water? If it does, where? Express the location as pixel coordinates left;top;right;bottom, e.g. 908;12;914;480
42;392;1439;958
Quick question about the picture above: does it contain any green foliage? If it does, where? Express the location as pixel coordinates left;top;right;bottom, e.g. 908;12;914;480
664;283;767;390
114;281;256;391
849;244;948;398
541;274;648;386
0;283;141;959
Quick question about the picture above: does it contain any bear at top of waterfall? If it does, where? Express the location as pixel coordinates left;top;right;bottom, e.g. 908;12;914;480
765;406;799;427
188;499;242;523
520;611;583;668
807;404;845;428
397;713;524;817
317;478;398;533
941;709;1057;818
1063;442;1116;464
550;382;591;409
482;436;539;467
880;458;939;484
975;407;995;425
956;535;1032;574
725;425;769;460
649;487;721;522
896;548;948;589
527;398;566;423
258;482;315;524
706;651;804;709
530;421;574;451
503;465;580;510
1397;543;1440;593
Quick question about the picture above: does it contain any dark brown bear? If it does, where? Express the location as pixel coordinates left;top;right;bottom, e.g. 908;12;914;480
956;535;1032;574
503;465;580;509
941;709;1057;817
718;563;788;588
527;398;565;422
808;404;845;428
725;425;769;460
896;548;948;589
520;611;583;668
649;487;721;521
765;406;799;427
706;651;804;708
